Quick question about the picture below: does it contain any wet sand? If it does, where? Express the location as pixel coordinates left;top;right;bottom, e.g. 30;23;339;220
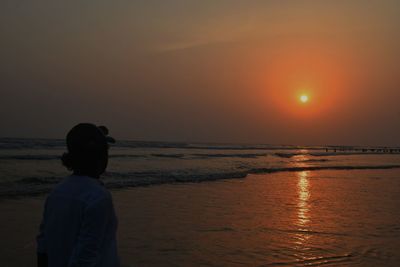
1;169;400;266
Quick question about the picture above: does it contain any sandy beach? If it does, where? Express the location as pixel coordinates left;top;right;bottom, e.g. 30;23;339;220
1;169;400;266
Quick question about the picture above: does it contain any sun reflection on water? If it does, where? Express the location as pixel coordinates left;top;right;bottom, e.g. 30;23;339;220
297;171;310;227
294;170;312;250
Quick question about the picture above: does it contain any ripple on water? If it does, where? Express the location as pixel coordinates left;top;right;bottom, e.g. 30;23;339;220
263;253;353;266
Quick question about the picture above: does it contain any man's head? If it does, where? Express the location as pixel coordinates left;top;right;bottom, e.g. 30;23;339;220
61;123;116;178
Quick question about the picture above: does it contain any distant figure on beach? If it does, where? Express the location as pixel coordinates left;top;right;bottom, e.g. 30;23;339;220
36;123;119;267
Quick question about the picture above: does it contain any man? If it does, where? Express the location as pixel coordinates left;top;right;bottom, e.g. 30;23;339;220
36;123;120;267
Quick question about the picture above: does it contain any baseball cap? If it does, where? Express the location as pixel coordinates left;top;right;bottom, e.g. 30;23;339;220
66;123;116;154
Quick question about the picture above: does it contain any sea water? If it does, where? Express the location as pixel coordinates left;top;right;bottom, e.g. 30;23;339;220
1;138;400;266
1;138;400;198
112;170;400;266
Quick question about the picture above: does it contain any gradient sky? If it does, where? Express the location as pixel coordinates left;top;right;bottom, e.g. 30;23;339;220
1;0;400;145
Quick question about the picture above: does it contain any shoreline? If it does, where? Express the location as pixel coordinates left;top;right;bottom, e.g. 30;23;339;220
2;164;400;200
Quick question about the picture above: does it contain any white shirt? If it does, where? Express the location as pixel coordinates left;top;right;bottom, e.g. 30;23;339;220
37;175;120;267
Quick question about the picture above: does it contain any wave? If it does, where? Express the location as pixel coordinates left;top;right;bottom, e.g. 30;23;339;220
191;153;268;159
275;153;297;158
0;154;146;161
2;164;400;198
151;153;185;158
299;159;330;163
117;141;308;150
109;154;147;159
0;155;60;160
0;138;65;149
0;138;319;151
275;151;400;158
248;165;400;174
16;177;61;185
310;152;400;157
4;151;395;161
0;152;269;161
266;253;353;267
2;138;400;155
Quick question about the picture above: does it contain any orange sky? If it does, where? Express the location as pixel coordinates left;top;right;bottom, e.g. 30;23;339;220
1;1;400;145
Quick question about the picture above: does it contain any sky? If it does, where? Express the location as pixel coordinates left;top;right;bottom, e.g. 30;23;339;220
1;0;400;146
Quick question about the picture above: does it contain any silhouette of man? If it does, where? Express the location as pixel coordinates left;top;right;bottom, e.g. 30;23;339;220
36;123;119;267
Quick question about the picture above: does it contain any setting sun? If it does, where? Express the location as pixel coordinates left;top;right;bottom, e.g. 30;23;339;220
300;94;309;103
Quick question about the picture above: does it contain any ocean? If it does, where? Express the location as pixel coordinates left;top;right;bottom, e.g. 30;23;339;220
1;138;400;198
1;138;400;266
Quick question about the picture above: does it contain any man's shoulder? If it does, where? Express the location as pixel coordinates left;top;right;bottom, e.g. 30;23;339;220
49;175;111;205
